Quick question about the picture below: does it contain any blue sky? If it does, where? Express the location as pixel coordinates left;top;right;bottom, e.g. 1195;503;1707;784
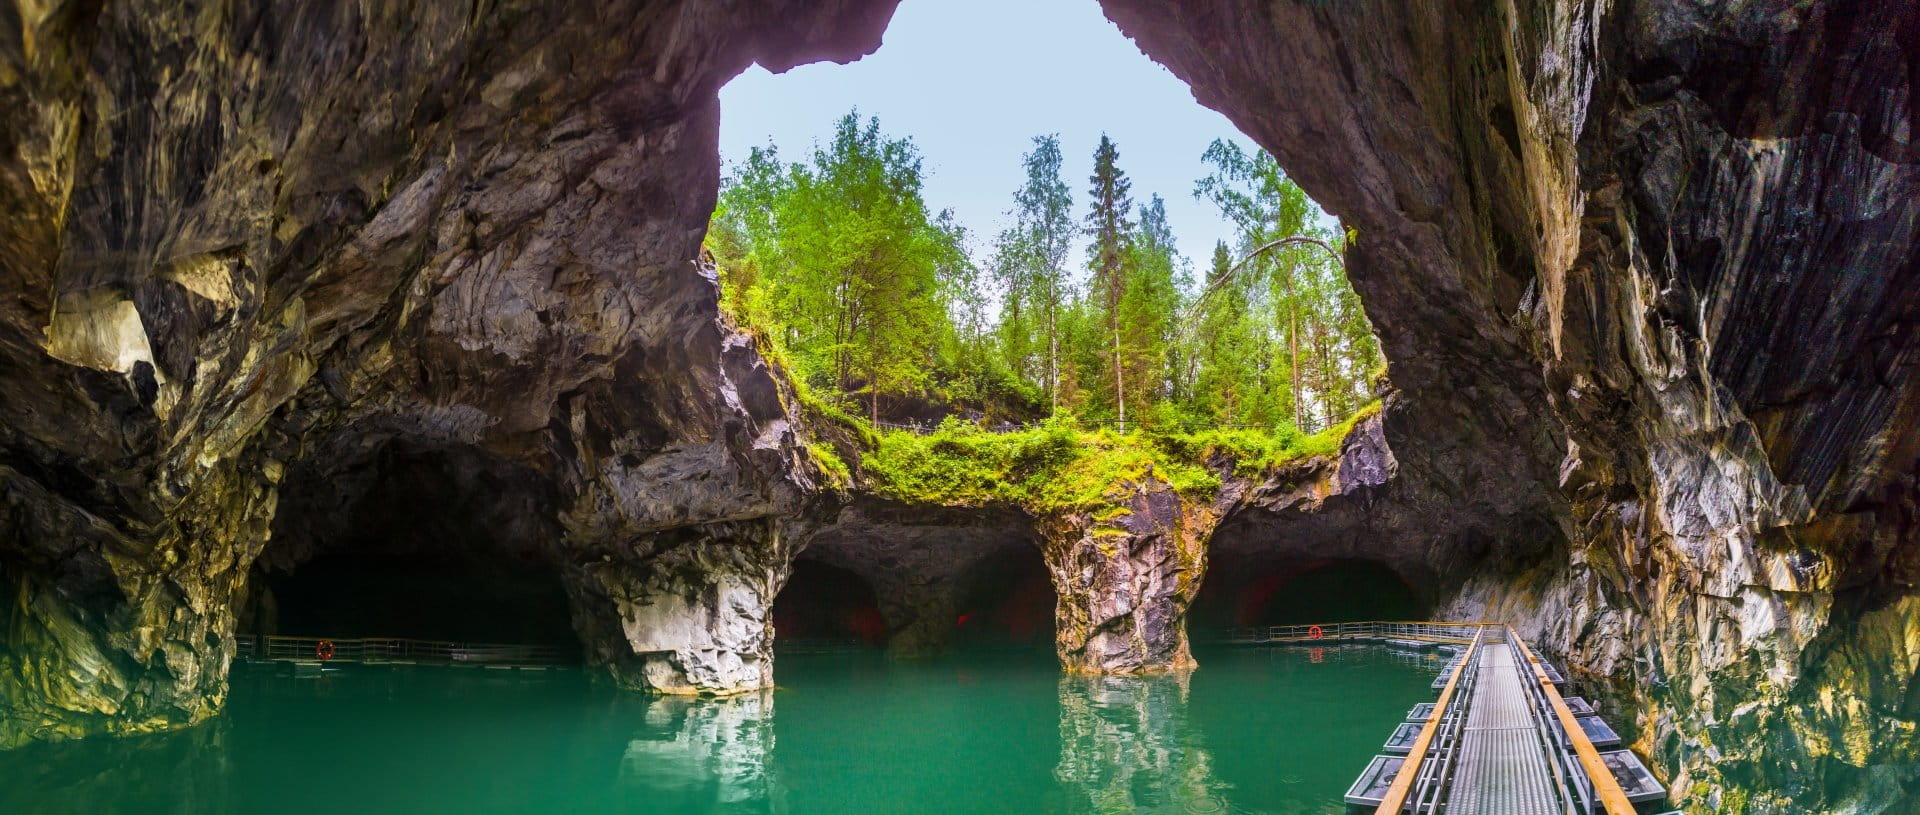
717;0;1294;280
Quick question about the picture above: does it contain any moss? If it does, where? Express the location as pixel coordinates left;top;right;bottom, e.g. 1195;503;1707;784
862;415;1217;513
806;442;852;490
1143;400;1382;477
862;406;1383;512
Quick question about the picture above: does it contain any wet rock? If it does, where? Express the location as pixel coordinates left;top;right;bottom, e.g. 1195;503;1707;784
1102;0;1920;809
801;497;1036;657
0;0;902;745
1041;476;1218;674
566;520;799;696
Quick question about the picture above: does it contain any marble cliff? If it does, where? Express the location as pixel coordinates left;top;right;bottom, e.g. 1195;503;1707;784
1;1;1914;811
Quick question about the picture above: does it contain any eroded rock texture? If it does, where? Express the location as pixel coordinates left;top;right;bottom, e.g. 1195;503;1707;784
1104;0;1920;810
0;0;900;746
3;2;1916;811
1042;476;1219;675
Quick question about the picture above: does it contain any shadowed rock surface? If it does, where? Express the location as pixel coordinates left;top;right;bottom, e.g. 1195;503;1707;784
2;1;1916;811
0;0;897;745
1103;0;1920;809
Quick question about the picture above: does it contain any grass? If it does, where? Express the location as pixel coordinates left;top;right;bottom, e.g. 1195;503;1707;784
861;402;1381;513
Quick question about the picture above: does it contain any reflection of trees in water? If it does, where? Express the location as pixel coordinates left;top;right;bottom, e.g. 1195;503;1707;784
1054;673;1231;814
620;690;781;808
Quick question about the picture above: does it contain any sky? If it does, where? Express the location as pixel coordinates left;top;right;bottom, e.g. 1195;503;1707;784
717;0;1300;280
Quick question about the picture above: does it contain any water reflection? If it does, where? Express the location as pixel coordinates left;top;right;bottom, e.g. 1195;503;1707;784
621;691;779;808
1054;672;1231;814
0;715;235;815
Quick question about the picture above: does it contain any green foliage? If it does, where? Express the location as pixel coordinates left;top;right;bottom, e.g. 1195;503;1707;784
709;111;972;423
807;441;853;490
1144;400;1377;476
1190;139;1382;432
863;402;1379;511
863;416;1218;513
710;112;1390;500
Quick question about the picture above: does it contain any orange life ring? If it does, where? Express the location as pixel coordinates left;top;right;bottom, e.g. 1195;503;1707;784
1308;625;1324;640
315;639;336;661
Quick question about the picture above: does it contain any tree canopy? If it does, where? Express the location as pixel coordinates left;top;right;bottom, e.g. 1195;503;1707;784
707;111;1381;437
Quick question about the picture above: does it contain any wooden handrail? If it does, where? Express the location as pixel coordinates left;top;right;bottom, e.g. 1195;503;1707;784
1509;630;1638;815
1374;627;1481;814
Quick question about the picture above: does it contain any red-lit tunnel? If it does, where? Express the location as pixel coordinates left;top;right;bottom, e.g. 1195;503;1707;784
772;560;889;647
951;546;1054;649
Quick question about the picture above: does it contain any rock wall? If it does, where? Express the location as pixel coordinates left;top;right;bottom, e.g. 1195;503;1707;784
0;0;903;746
4;4;1915;811
1041;476;1218;675
1102;0;1920;810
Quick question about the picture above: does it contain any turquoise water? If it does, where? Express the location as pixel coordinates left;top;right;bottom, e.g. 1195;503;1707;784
3;645;1438;814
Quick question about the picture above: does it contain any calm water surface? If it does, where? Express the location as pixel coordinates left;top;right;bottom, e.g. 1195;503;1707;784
4;645;1438;814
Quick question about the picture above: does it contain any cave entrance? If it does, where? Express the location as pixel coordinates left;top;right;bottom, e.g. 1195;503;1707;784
953;547;1055;649
250;441;577;652
1192;558;1424;632
772;560;887;647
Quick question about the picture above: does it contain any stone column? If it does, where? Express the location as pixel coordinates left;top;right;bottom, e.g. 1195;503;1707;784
0;452;280;748
1039;476;1219;674
565;519;792;696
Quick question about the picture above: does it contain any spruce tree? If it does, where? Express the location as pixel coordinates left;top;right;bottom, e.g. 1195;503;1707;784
1085;134;1135;429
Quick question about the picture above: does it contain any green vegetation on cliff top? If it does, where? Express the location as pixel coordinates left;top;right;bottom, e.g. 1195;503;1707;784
710;109;1388;512
858;403;1377;513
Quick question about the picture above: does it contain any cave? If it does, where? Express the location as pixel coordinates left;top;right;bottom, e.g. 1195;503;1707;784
0;0;1913;810
951;546;1056;649
772;559;888;647
248;440;577;650
1192;558;1425;632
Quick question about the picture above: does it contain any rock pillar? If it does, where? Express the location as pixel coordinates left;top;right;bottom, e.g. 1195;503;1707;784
1039;476;1218;674
0;452;280;748
565;520;792;696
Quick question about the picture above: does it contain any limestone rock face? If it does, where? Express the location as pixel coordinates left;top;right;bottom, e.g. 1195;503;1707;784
1102;0;1920;809
566;520;797;696
1041;477;1219;674
0;0;902;746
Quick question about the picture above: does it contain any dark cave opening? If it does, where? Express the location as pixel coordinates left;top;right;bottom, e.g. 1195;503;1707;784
953;547;1055;648
248;441;577;649
772;560;888;646
1192;557;1425;632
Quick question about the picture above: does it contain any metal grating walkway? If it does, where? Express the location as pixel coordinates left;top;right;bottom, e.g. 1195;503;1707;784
1444;644;1563;814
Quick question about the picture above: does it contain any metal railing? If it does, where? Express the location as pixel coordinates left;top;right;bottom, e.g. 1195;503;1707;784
1376;626;1487;813
1368;625;1638;815
1512;632;1638;815
1224;620;1494;645
246;635;570;666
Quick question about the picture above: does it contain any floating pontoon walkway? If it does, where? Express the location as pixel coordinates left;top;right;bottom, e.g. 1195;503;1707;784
1239;621;1678;813
236;635;569;668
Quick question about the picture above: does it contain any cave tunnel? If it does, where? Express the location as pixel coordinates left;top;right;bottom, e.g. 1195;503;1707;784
1192;557;1426;632
248;441;578;650
952;546;1055;649
773;559;888;646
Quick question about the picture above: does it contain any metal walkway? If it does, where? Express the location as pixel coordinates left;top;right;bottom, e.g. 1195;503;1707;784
1445;644;1560;813
1327;623;1674;814
236;634;570;667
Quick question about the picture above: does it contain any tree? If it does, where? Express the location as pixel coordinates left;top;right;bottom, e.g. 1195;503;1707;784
1120;194;1182;414
1085;134;1136;429
989;134;1076;415
710;111;961;423
1194;139;1379;431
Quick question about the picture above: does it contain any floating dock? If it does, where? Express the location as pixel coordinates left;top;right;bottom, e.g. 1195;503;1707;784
1269;621;1684;813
